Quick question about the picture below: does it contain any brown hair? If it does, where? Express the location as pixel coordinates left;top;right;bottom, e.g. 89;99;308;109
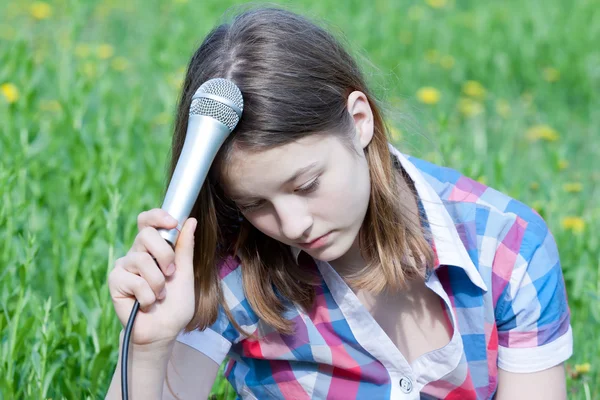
168;6;434;337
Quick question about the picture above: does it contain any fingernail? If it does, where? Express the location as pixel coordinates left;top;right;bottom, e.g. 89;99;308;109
167;263;175;275
165;215;177;225
158;287;166;300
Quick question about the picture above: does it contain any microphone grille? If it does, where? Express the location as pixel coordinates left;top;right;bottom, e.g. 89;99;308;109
190;78;244;131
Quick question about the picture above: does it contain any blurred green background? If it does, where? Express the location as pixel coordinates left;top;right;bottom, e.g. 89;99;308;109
1;0;598;398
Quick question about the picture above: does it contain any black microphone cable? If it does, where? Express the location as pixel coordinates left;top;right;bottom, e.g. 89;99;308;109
121;254;165;400
121;299;140;400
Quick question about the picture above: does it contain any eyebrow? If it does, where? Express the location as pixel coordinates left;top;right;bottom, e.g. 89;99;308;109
230;161;319;202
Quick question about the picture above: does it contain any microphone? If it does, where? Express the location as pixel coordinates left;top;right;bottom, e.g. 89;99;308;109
121;78;244;400
159;78;244;246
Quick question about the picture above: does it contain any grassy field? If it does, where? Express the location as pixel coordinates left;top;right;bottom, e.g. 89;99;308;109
1;0;598;398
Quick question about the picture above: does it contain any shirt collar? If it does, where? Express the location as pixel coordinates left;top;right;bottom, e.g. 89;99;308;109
290;144;488;292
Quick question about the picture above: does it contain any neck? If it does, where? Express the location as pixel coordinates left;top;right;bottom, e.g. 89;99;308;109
328;165;421;280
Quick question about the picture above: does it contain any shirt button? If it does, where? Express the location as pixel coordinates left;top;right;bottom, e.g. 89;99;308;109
399;376;413;394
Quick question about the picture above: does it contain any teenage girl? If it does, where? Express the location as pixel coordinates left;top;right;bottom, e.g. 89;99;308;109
106;7;572;400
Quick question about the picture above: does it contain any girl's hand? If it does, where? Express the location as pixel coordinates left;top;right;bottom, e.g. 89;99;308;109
108;209;197;346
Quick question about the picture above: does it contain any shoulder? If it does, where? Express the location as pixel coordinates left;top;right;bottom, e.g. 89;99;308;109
409;156;561;310
409;156;572;369
175;254;258;365
216;254;244;294
213;254;260;340
410;155;551;259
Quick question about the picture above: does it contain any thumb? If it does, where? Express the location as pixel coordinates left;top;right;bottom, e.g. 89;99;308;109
174;217;197;274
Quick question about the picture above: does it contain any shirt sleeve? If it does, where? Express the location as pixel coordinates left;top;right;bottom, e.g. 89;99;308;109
176;255;259;366
494;213;573;373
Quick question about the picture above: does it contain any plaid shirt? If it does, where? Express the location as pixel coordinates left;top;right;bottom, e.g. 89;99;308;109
177;145;572;399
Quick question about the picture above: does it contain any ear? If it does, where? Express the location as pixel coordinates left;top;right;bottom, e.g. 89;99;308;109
347;91;374;149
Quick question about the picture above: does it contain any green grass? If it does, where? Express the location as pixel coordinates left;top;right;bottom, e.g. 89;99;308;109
1;0;598;398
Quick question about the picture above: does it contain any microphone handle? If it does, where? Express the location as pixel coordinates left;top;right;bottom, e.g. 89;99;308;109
159;115;230;246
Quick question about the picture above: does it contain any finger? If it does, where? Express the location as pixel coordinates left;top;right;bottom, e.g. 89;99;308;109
109;267;158;311
129;227;176;276
118;253;167;300
130;274;159;311
173;218;197;277
137;208;179;232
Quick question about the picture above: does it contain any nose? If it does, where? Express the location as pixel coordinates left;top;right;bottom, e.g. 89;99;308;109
274;198;313;241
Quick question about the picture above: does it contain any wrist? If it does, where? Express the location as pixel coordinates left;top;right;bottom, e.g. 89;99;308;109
116;330;175;398
118;330;175;364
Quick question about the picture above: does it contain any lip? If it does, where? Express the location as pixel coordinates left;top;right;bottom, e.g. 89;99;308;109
297;232;331;249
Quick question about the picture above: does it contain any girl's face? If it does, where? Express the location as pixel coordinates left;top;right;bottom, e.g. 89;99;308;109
223;132;372;263
222;91;374;265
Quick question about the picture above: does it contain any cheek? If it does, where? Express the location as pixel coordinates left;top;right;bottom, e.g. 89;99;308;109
317;170;370;222
245;212;281;238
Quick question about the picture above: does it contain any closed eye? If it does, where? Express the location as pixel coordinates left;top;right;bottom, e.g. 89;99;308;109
295;177;320;193
237;177;320;213
237;200;264;213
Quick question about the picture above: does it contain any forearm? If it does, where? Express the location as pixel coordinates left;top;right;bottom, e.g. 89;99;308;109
105;331;175;400
495;364;567;400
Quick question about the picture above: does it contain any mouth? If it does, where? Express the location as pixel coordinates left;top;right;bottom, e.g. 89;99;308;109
297;232;332;249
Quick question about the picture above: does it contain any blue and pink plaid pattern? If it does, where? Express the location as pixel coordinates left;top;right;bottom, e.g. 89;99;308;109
176;147;572;399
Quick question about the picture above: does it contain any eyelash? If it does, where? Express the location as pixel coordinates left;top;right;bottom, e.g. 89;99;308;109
238;177;320;213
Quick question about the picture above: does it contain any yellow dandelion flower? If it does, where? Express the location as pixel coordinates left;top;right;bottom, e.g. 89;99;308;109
75;43;91;58
416;87;441;105
495;99;511;118
458;98;484;117
408;6;425;21
458;12;476;29
563;182;583;193
521;92;534;108
526;125;559;142
82;62;97;78
389;126;402;142
153;111;171;126
575;363;591;374
543;67;560;83
34;50;46;64
96;44;114;60
532;201;544;214
1;83;19;103
399;31;413;45
477;175;487;185
111;57;129;71
0;24;16;41
30;2;52;20
95;3;112;19
390;97;404;108
425;0;447;8
168;73;184;90
558;159;569;170
529;182;540;191
440;55;455;69
425;49;440;64
39;99;62;112
462;80;486;100
561;217;585;234
424;151;441;163
58;31;72;49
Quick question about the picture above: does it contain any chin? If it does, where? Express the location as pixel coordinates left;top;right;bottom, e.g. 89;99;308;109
309;250;339;263
308;234;355;263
